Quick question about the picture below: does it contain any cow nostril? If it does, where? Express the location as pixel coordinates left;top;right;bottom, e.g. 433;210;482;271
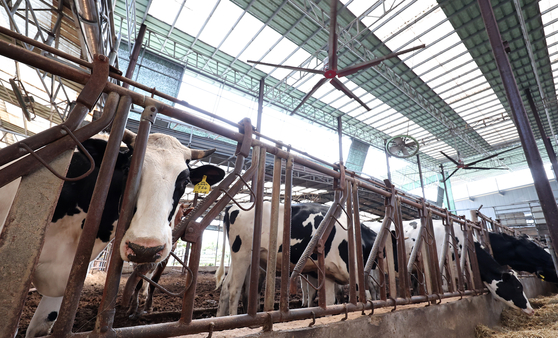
126;242;166;262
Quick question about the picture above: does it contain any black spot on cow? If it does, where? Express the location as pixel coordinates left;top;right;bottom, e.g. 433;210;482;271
168;169;189;222
47;311;58;321
338;239;349;272
230;210;240;225
313;215;324;229
52;138;133;243
232;235;242;253
412;238;416;242
278;244;282;253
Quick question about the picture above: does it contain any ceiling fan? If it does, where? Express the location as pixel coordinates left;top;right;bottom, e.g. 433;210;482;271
440;146;521;181
247;0;425;115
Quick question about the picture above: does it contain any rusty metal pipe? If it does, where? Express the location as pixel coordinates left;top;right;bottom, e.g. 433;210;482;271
0;53;109;172
352;181;367;303
248;147;267;316
346;183;357;304
279;155;293;313
71;290;481;338
89;105;156;336
51;94;128;336
264;146;282;311
123;24;147;89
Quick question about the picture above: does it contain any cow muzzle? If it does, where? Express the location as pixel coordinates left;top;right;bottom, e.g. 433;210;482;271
125;242;166;263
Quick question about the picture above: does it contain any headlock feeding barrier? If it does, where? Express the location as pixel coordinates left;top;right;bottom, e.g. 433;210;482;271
0;26;542;338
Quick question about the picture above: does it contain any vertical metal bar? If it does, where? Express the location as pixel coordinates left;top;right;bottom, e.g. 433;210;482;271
256;78;264;138
52;93;127;336
478;0;558;251
385;140;392;182
440;164;451;211
248;147;267;316
264;146;282;311
352;181;367;303
417;154;425;199
181;240;202;323
317;238;327;309
123;23;146;89
0;152;73;338
346;183;357;305
279;155;293;313
88;103;156;335
393;197;410;299
525;88;558;181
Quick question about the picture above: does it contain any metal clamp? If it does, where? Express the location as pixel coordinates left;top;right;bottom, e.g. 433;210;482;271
368;300;375;316
19;125;95;181
341;304;348;321
207;322;215;338
308;311;316;327
389;297;397;312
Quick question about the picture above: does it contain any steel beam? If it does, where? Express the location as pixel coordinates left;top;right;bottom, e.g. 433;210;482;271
477;0;558;253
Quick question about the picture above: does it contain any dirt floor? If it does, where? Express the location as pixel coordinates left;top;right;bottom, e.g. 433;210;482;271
476;293;558;338
17;267;304;337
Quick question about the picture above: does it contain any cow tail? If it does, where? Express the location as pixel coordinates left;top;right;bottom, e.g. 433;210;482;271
215;208;230;290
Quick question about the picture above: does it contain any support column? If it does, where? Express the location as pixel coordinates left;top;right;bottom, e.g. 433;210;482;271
478;0;558;250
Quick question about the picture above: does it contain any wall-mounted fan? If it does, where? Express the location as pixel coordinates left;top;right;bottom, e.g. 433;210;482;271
385;135;419;158
440;146;521;181
247;0;424;115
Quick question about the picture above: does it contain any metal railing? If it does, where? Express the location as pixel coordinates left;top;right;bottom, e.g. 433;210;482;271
0;28;515;338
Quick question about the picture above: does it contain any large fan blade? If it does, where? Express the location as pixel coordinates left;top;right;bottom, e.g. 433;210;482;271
440;151;460;165
464;167;509;170
466;146;522;166
290;77;330;115
389;145;401;154
444;168;460;181
328;0;338;71
247;60;324;75
401;147;410;156
337;44;425;78
330;77;370;110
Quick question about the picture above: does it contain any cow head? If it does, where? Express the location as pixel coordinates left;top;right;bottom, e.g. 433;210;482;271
486;269;534;316
119;131;225;264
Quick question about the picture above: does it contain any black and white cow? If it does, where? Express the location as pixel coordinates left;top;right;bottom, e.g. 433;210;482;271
403;220;534;315
488;232;558;284
23;131;225;337
474;242;534;315
215;202;377;316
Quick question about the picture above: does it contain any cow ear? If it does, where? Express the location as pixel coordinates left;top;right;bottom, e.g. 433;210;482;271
189;165;226;186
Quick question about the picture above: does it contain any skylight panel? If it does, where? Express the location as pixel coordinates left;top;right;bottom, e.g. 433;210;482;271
174;0;220;37
541;1;558;99
198;1;244;48
239;26;283;62
219;13;265;57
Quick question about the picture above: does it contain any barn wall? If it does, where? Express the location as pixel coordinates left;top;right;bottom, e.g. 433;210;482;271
242;278;555;338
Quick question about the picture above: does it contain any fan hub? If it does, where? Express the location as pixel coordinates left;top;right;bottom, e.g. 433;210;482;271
324;70;337;79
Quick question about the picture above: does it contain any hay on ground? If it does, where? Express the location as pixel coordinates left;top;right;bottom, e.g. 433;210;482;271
475;294;558;338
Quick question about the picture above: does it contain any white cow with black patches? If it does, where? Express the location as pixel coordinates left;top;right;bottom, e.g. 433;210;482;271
215;202;377;316
22;131;225;337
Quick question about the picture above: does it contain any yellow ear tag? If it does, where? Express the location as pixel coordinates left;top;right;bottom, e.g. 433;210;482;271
193;175;211;194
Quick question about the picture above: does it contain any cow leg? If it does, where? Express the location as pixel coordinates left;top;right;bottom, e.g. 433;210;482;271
216;265;232;317
25;296;63;338
228;259;251;315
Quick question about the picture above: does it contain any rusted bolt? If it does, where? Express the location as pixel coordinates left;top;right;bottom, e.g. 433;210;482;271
150;106;156;112
99;55;106;62
100;326;108;333
188;227;194;233
60;128;67;135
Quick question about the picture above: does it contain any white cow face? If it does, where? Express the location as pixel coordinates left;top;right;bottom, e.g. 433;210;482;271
119;132;223;264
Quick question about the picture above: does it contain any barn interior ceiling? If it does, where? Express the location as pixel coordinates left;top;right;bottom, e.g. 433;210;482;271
0;0;558;185
110;0;558;181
